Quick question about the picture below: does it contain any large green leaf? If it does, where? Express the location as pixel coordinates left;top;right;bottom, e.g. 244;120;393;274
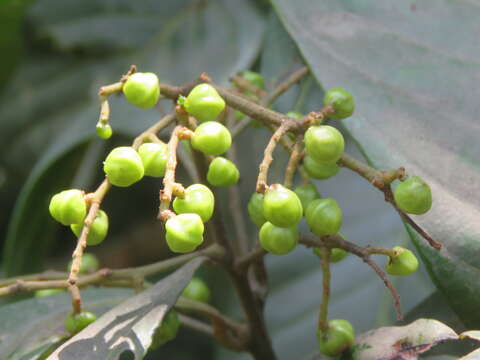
270;0;480;328
0;288;134;360
216;13;436;360
46;257;206;360
2;0;265;276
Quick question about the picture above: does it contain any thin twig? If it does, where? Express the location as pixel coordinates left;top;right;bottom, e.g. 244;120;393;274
318;247;331;332
283;137;304;188
178;314;214;337
265;66;309;105
235;247;267;272
256;124;290;193
230;75;267;98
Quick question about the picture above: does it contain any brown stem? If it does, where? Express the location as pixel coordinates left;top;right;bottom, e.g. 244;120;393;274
265;66;309;105
256;124;290;193
283;137;304;188
230;75;267;98
318;247;331;332
235;246;267;272
132;113;176;150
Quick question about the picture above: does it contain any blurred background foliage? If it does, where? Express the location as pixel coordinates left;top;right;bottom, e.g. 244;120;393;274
0;0;478;359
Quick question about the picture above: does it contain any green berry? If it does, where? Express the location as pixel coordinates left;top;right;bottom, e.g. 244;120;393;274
317;319;355;356
151;310;181;348
70;210;109;246
191;121;232;156
138;142;168;177
386;246;419;276
165;213;204;253
313;241;349;263
35;289;64;298
49;189;87;226
304;125;345;164
184;84;225;123
259;222;298;255
241;70;264;90
247;193;266;228
207;157;240;187
182;277;211;303
394;176;432;215
103;146;144;187
68;253;100;274
286;111;303;120
294;184;321;213
122;72;160;109
323;88;355;120
303;155;340;180
263;184;303;228
305;198;342;237
173;184;214;222
96;123;112;139
64;311;97;335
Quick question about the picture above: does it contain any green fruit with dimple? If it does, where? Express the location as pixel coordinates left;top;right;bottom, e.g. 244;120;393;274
304;125;345;164
103;146;144;187
96;123;112;139
323;88;355;120
394;176;432;215
259;222;298;255
151;310;181;348
138;142;168;177
68;253;100;274
64;311;97;335
263;184;303;228
35;289;64;298
165;213;204;253
184;84;225;123
173;184;214;222
191;121;232;155
317;319;355;356
49;189;87;226
247;193;266;228
182;277;211;303
207;157;240;187
122;72;160;109
70;210;109;246
306;198;342;237
386;246;419;276
294;184;321;213
303;155;340;180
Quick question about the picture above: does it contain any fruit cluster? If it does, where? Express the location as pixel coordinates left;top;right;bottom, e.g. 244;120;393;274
46;70;435;355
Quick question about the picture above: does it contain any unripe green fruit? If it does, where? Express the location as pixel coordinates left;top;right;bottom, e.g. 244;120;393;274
306;198;342;236
386;246;419;276
394;176;432;215
191;121;232;155
122;72;160;109
317;319;355;356
304;125;345;164
184;84;225;123
68;253;100;274
96;123;112;139
259;222;298;255
35;289;64;298
247;193;266;228
64;311;97;335
49;189;87;226
165;213;204;253
313;243;349;263
151;310;181;348
207;157;240;187
323;88;355;120
286;111;303;120
303;155;340;180
294;184;321;213
173;184;214;222
263;184;303;228
241;70;264;90
182;277;211;303
103;146;144;187
70;210;109;246
138;142;168;177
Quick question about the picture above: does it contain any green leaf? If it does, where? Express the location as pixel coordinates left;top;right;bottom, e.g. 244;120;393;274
46;257;206;360
3;0;265;276
0;288;134;360
270;0;480;328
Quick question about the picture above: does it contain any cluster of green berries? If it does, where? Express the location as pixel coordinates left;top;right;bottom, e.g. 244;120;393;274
49;189;109;246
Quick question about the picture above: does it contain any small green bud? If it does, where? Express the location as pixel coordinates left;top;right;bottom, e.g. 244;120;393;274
49;189;87;226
